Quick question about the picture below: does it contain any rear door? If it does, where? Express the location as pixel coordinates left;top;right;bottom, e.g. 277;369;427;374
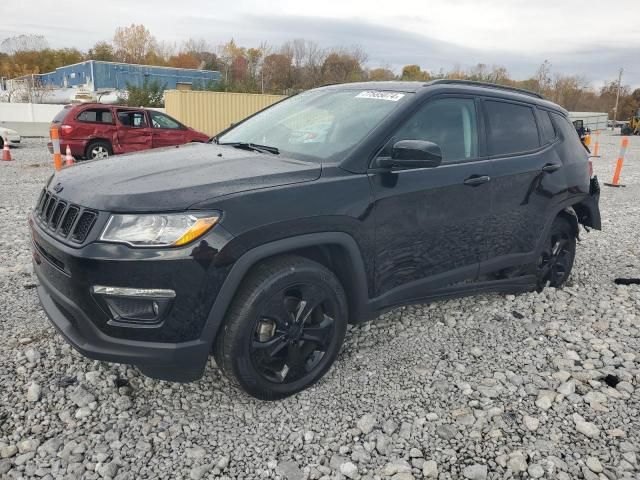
149;110;188;148
74;106;117;142
115;109;152;153
480;99;563;276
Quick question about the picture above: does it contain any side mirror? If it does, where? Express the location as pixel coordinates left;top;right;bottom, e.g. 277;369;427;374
376;140;443;170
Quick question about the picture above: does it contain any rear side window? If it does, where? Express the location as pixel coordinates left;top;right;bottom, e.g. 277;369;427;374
77;108;113;124
485;100;540;156
537;110;556;143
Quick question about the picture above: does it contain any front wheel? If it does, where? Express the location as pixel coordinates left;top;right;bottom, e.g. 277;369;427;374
214;255;348;400
536;216;576;291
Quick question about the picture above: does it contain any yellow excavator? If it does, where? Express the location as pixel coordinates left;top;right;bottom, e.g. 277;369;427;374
621;108;640;135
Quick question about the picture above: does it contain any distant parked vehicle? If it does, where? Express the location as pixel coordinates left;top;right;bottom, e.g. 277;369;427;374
47;104;209;160
0;126;21;148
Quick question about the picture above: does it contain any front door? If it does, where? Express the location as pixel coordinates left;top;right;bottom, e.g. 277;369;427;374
149;111;188;148
370;96;493;304
115;109;152;153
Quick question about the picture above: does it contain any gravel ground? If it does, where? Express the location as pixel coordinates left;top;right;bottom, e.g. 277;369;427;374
0;134;639;480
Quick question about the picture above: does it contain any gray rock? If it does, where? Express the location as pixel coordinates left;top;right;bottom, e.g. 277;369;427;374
17;439;40;453
356;414;376;434
586;457;603;473
0;445;17;459
69;386;95;408
276;461;304;480
27;382;41;402
189;464;212;480
96;461;119;478
340;461;358;479
463;464;487;480
0;459;11;475
507;451;528;474
422;460;438;478
527;463;544;478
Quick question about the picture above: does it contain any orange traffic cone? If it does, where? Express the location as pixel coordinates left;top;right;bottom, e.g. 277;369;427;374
65;145;74;166
2;137;11;161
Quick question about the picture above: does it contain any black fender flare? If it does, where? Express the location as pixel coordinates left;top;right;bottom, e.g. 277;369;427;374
200;232;370;347
533;197;590;259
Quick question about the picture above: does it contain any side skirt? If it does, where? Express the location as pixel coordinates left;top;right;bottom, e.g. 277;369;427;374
366;275;537;320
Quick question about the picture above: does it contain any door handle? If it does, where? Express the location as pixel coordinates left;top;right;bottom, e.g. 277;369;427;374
542;163;562;173
464;175;491;186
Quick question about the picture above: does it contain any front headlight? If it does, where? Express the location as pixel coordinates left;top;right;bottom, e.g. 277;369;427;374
100;212;220;247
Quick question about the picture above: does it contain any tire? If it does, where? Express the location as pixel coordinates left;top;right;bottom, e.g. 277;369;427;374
536;216;576;291
85;140;112;160
213;255;348;400
0;137;3;148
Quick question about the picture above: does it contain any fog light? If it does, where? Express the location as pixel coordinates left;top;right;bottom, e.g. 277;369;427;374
91;285;175;325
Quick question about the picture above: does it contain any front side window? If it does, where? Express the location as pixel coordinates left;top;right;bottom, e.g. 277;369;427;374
150;111;182;129
386;97;478;164
77;108;113;124
117;111;147;128
217;89;411;162
485;100;540;156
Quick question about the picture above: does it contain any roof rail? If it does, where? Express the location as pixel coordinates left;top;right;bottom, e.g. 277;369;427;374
427;79;543;99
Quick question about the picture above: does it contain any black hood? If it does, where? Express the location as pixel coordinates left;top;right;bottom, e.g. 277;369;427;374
49;143;321;212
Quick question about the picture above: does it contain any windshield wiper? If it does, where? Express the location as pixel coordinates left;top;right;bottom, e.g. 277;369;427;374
218;142;279;155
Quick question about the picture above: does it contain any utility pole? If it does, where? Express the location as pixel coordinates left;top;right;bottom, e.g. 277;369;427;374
612;68;623;130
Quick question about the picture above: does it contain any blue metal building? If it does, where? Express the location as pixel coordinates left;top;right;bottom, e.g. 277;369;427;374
35;60;221;91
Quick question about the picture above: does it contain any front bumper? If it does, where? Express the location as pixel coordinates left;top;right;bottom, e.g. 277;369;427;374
36;273;210;381
30;212;235;382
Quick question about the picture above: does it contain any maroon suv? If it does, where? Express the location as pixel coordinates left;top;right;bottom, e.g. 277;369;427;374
48;104;209;159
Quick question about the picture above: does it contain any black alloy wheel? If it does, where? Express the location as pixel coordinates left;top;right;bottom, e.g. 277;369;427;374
536;217;576;290
214;255;348;400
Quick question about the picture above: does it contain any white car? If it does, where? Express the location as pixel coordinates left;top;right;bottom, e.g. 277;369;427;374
0;126;21;147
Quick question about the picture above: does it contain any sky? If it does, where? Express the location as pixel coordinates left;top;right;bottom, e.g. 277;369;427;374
2;0;640;88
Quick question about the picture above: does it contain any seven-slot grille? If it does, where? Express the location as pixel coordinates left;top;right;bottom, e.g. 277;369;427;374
35;189;98;243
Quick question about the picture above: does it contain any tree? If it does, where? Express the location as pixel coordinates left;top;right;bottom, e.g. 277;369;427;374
321;51;364;84
401;64;429;81
369;67;396;81
262;53;292;93
168;52;200;69
119;79;165;107
113;24;158;64
1;35;48;54
88;42;115;61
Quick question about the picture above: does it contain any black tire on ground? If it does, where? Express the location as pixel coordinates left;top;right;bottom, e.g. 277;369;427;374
0;137;4;148
536;216;577;291
85;140;112;160
213;255;348;400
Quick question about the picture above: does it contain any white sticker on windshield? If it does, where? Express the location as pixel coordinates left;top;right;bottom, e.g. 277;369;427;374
355;91;405;101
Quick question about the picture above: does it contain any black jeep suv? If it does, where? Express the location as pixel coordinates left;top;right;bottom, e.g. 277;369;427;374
30;80;601;399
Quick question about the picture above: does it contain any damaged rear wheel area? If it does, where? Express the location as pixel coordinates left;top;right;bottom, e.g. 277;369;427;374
536;216;576;291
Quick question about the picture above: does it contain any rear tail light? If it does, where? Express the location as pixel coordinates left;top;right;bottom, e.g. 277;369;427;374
588;159;593;178
60;124;74;136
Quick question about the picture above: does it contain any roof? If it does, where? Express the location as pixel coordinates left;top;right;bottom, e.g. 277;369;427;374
322;80;566;114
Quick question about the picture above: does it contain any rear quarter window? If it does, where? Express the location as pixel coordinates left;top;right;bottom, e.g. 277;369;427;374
551;112;585;150
537;109;556;143
52;108;71;123
485;100;540;156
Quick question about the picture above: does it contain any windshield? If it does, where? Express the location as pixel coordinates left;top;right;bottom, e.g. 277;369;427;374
217;89;411;162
